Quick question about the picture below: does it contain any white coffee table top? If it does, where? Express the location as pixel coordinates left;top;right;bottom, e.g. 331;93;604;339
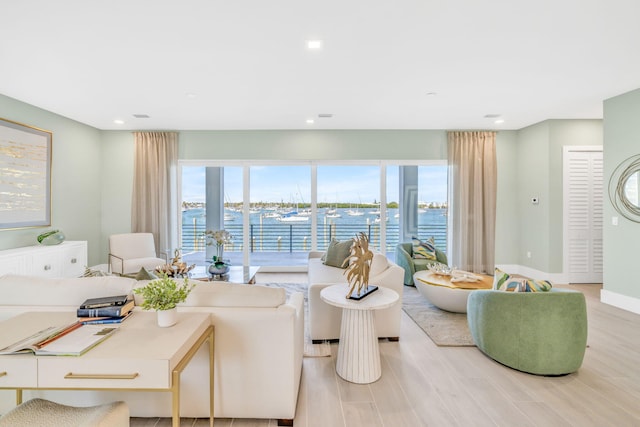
189;265;259;284
321;284;399;311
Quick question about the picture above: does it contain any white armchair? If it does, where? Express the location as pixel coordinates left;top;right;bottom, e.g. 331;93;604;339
108;233;167;275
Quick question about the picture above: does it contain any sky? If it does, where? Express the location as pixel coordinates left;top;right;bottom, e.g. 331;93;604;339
182;165;447;204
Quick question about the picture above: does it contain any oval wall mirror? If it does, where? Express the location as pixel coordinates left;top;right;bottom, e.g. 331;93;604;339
609;154;640;223
623;171;640;208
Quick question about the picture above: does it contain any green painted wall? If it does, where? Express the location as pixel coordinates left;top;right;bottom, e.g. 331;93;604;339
495;131;520;265
514;119;602;274
603;88;640;299
99;131;134;256
548;120;602;273
516;122;552;271
0;94;104;265
179;130;448;160
1;92;604;278
98;129;517;263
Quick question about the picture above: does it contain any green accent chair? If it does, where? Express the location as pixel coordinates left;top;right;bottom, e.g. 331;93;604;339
467;288;588;375
395;242;448;286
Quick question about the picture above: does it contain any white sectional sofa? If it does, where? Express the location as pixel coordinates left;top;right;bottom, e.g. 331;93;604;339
307;251;404;342
0;274;303;425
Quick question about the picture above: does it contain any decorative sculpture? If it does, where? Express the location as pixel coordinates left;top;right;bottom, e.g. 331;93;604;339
155;248;195;277
342;232;374;298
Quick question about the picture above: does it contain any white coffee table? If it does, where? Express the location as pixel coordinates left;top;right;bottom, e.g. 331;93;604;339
190;265;260;284
320;284;399;384
413;270;493;313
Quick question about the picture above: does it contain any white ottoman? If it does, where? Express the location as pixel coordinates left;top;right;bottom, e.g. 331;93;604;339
0;398;129;427
413;270;493;313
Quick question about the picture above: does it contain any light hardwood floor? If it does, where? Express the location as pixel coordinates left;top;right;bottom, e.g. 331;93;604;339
131;274;640;427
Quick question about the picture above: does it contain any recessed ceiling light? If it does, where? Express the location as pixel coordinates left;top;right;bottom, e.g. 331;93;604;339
307;40;323;50
494;119;505;124
133;114;150;119
306;119;315;124
113;119;124;125
318;113;333;118
484;114;501;119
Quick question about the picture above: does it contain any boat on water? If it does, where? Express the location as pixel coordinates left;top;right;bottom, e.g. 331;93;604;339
346;208;364;216
326;212;341;218
373;215;389;223
276;212;309;222
224;213;234;221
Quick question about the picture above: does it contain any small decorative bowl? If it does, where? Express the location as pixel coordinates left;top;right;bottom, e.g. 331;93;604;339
208;264;230;276
37;230;66;246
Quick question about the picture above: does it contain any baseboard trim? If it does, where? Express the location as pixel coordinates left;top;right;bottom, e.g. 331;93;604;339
600;290;640;315
494;264;567;283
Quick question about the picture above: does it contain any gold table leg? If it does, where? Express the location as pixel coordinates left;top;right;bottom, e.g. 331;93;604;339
170;325;215;427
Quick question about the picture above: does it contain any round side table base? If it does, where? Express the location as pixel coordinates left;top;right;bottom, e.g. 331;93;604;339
336;308;381;384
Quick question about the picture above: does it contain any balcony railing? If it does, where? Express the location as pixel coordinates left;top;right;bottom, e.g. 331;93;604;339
181;221;446;255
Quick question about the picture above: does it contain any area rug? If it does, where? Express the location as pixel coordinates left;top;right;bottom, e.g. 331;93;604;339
402;285;475;347
261;282;331;357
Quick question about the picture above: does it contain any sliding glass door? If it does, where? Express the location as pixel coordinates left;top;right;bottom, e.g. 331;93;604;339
316;165;381;252
179;161;446;268
249;165;311;266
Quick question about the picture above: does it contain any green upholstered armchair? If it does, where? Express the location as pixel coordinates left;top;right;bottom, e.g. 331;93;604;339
395;242;448;286
467;288;588;375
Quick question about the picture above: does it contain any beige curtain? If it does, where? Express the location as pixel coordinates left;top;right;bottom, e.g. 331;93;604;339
447;131;497;274
131;131;178;257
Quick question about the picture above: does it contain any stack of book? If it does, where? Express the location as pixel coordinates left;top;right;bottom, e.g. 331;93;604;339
77;294;135;324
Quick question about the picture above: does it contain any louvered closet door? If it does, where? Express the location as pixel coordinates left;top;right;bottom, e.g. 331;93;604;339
565;150;603;283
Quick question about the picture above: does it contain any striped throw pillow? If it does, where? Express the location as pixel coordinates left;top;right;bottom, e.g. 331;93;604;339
412;236;437;260
493;268;552;292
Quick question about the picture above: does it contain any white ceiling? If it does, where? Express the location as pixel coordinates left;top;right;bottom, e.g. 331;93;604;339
2;1;640;131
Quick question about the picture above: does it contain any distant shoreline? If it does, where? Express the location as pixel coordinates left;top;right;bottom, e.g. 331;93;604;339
182;201;448;210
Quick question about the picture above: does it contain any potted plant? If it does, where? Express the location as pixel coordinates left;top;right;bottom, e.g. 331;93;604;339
133;274;196;327
203;229;233;276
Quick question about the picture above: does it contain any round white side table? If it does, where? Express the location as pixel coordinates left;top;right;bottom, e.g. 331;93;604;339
320;284;399;384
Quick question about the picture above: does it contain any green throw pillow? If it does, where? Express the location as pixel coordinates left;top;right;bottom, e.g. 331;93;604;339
323;239;354;268
412;236;437;261
134;267;158;281
493;268;552;292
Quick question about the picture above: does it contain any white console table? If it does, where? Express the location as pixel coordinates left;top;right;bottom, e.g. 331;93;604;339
0;311;215;427
0;241;87;278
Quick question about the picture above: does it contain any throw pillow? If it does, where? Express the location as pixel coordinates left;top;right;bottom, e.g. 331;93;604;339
323;239;354;268
412;236;437;261
134;267;158;281
369;252;388;277
493;268;552;292
82;266;109;277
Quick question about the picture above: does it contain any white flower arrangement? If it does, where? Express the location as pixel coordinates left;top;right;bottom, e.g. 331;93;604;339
204;229;233;246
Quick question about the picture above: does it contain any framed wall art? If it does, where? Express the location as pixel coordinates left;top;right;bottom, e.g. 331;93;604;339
0;117;52;230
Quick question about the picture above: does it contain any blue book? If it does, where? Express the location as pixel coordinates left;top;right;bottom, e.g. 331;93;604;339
81;312;132;325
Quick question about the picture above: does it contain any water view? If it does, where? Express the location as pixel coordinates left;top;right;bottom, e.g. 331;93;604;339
181;205;447;263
